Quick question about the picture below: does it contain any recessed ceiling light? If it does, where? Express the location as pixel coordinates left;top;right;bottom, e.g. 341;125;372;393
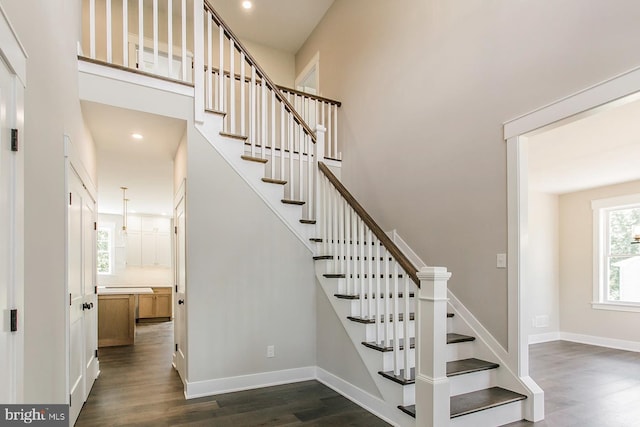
131;133;143;140
242;1;252;9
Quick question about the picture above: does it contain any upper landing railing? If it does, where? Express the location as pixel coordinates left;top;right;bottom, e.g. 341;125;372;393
80;0;341;159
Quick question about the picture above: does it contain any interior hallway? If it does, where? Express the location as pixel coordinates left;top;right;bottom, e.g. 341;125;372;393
75;322;389;426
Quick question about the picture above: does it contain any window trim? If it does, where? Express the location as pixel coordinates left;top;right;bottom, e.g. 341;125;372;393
97;223;115;275
591;193;640;311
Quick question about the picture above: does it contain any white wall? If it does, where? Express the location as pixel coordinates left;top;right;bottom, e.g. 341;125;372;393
242;39;295;88
559;180;640;343
296;0;640;347
526;191;560;341
0;0;97;403
186;126;316;382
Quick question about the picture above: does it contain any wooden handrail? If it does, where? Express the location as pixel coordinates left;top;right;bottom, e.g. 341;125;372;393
277;86;342;107
318;162;420;286
203;0;317;142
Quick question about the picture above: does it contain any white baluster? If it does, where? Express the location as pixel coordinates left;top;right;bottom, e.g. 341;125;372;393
106;0;112;63
368;229;373;321
206;11;212;110
376;241;382;344
332;187;339;275
229;39;235;133
138;0;143;69
327;102;333;159
270;91;275;178
261;78;266;159
384;252;390;347
314;125;325;223
123;0;128;66
152;0;158;70
351;211;358;299
359;218;365;318
338;198;345;283
344;206;351;295
307;136;313;218
322;175;328;255
250;65;256;156
181;0;186;80
403;275;411;381
297;127;303;201
288;111;293;199
89;0;96;58
219;26;225;117
240;52;245;136
334;103;339;160
166;0;171;76
393;261;400;375
280;103;285;181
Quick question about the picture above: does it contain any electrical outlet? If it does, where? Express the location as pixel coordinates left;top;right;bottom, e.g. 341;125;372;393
497;253;507;269
267;345;275;358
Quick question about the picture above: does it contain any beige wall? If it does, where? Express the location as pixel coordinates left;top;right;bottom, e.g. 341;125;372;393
296;0;640;346
242;39;295;87
559;180;640;342
526;191;560;339
1;0;96;403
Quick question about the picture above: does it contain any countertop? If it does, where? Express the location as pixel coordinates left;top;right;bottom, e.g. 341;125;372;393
97;287;154;295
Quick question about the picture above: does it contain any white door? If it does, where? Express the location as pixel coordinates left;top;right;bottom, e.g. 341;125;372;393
173;183;187;381
0;55;23;403
68;168;98;424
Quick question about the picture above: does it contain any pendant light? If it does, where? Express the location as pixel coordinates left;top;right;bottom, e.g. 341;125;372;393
121;186;129;237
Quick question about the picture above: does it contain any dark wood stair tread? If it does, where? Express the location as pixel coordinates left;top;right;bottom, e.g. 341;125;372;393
241;155;268;163
447;358;499;377
334;292;415;300
262;177;287;185
220;131;247;140
447;333;476;344
300;219;316;224
281;199;305;205
362;333;470;352
379;358;498;386
348;312;415;324
450;387;527;418
398;387;526;419
313;255;333;261
205;108;226;116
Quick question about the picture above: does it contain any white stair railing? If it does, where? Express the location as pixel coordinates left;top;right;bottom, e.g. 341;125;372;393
318;162;420;380
279;87;342;161
84;0;194;83
202;1;319;220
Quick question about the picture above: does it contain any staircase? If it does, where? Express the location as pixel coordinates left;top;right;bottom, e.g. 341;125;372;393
81;0;538;425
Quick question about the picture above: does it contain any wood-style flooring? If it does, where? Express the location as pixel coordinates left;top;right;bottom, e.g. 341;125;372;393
75;322;389;426
504;340;640;427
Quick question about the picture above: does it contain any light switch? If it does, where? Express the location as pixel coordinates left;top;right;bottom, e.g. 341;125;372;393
497;253;507;269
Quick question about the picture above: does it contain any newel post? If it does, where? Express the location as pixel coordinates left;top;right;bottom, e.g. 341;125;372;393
416;266;451;427
193;0;204;123
314;125;326;224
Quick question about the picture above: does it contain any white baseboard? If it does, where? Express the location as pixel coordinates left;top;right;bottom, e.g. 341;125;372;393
559;332;640;353
185;366;316;399
528;332;561;345
315;367;407;427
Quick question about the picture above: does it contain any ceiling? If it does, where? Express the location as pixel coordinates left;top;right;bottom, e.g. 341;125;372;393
528;96;640;194
209;0;334;53
81;101;186;216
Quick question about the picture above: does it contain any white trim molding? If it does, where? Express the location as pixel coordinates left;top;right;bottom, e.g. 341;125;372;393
0;4;28;86
184;366;315;399
560;332;640;353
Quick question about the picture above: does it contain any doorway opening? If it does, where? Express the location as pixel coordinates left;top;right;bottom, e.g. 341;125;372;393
295;52;319;96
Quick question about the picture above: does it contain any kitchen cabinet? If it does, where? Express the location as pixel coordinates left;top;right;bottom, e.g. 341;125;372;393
126;215;171;267
138;287;172;321
98;294;135;347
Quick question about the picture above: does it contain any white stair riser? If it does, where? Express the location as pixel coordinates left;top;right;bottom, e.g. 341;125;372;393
363;321;415;343
450;400;525;427
449;369;497;396
446;341;476;362
380;349;415;372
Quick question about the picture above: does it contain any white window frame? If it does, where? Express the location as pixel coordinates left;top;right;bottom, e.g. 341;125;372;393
97;224;115;275
592;193;640;312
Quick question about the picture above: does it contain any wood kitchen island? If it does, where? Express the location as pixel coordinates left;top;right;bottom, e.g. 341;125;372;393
97;287;153;347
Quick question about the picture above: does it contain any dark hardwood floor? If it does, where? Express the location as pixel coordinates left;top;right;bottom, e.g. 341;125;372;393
76;322;389;426
504;340;640;427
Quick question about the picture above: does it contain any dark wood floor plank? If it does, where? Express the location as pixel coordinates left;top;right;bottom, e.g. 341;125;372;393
76;322;390;426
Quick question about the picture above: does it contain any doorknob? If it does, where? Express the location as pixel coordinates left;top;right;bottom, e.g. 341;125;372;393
82;302;90;310
178;299;184;305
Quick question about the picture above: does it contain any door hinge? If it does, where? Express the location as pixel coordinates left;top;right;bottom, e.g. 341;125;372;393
94;221;97;231
175;285;178;293
175;343;178;352
174;226;177;234
95;285;98;294
69;192;72;205
11;128;18;152
95;349;98;358
69;293;72;306
10;309;17;332
69;394;72;407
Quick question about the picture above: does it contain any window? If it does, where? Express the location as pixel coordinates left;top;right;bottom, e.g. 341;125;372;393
97;226;114;275
592;194;640;311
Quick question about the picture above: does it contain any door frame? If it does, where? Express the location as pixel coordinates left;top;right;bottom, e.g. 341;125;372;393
295;52;319;95
503;65;640;421
173;178;187;383
0;3;27;404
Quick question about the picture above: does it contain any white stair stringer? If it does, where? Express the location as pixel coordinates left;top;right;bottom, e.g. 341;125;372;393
316;262;416;427
195;113;315;252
